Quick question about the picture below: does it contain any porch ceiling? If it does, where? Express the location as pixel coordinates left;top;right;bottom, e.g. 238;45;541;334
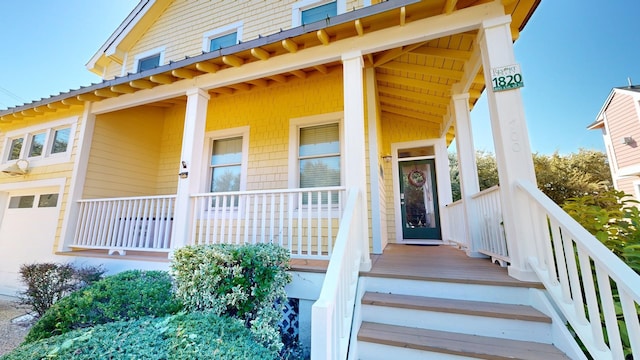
0;0;540;143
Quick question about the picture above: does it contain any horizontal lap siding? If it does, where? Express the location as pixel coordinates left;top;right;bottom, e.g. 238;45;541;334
615;177;638;199
606;93;640;169
0;108;84;251
83;107;166;198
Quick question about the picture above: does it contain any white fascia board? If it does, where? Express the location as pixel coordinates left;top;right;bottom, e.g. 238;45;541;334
92;2;503;114
86;0;155;71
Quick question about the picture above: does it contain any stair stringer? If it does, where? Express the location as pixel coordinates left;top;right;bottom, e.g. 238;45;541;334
528;288;588;360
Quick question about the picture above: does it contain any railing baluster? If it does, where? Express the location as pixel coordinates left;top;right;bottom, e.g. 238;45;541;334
307;191;312;256
244;195;251;245
595;267;624;359
260;193;267;243
269;193;276;244
278;193;284;247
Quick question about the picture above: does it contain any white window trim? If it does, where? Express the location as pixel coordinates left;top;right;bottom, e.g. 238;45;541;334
133;46;165;73
291;0;346;27
1;117;77;168
288;112;344;189
202;21;243;52
202;126;250;193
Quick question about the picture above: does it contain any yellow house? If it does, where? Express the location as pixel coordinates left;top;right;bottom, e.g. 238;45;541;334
1;1;639;359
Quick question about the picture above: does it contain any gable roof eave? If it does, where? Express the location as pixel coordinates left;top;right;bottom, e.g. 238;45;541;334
86;0;170;75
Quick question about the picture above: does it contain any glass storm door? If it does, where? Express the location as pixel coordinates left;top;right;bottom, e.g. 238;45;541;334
399;159;441;240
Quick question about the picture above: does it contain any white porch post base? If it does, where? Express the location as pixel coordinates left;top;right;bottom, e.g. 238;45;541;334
171;89;210;253
479;16;538;281
342;51;371;271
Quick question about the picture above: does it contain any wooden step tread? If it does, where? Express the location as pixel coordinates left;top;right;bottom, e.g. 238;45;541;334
358;322;570;360
362;292;551;323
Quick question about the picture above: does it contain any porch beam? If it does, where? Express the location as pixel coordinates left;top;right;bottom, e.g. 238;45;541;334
378;86;450;106
478;16;537;281
91;2;505;115
342;51;371;271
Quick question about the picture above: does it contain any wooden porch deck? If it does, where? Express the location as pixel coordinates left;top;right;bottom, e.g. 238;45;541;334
291;244;542;289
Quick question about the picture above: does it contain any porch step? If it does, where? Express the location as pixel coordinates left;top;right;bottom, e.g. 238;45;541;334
360;292;553;343
357;322;571;360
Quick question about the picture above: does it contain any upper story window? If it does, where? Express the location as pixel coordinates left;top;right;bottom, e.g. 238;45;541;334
292;0;345;27
2;118;76;166
203;22;243;52
134;47;165;73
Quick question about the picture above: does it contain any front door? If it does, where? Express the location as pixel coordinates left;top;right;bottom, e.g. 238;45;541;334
399;159;441;240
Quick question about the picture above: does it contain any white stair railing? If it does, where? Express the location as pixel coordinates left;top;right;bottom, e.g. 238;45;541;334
311;189;363;360
190;187;345;260
74;195;176;254
472;185;509;263
517;180;640;360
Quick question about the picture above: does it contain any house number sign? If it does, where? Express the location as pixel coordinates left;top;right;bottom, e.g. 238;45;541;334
491;64;524;92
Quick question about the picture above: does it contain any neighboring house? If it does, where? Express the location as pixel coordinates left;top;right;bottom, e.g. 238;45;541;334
589;85;640;201
1;1;639;359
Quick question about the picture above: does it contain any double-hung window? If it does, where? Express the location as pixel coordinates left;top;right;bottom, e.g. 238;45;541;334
290;114;343;205
210;137;243;194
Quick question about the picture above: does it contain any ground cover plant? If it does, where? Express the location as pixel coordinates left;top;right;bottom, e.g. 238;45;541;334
1;312;274;360
25;269;182;343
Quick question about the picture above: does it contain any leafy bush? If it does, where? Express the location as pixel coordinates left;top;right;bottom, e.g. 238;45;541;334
563;189;640;273
25;270;182;343
171;243;292;353
18;262;105;317
2;312;276;360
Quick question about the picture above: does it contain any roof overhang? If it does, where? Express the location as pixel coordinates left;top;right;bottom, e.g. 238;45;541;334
1;0;540;134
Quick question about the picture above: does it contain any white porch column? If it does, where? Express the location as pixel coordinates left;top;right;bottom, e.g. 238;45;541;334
171;88;210;251
452;93;483;257
478;16;538;281
342;51;371;271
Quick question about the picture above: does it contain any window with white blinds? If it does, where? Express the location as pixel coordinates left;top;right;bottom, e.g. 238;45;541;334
298;123;340;190
210;136;243;193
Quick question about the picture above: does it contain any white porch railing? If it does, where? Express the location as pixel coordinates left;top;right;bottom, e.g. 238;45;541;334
444;199;468;249
73;195;176;254
311;189;363;360
517;180;640;360
472;185;509;263
189;187;345;260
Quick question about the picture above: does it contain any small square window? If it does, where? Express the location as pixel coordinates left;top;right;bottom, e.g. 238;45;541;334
29;133;46;157
301;1;337;24
51;128;70;154
38;193;59;208
137;54;161;72
209;32;238;51
8;138;23;160
9;195;35;209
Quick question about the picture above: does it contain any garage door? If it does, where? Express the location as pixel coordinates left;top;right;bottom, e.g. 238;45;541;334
0;187;61;294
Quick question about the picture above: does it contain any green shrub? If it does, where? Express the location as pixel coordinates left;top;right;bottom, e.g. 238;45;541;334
18;262;104;317
2;312;276;360
171;243;292;353
25;270;182;343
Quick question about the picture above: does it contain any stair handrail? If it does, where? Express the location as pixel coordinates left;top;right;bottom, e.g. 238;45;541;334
311;189;362;360
516;179;640;360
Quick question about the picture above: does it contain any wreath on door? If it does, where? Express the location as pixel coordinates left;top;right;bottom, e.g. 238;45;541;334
408;169;426;187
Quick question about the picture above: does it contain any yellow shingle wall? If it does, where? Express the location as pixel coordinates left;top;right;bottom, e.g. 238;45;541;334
205;69;343;191
380;114;440;243
105;0;363;79
83;107;165;198
156;105;185;194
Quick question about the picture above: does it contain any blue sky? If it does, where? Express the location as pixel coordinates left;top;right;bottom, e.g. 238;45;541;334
1;1;639;155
